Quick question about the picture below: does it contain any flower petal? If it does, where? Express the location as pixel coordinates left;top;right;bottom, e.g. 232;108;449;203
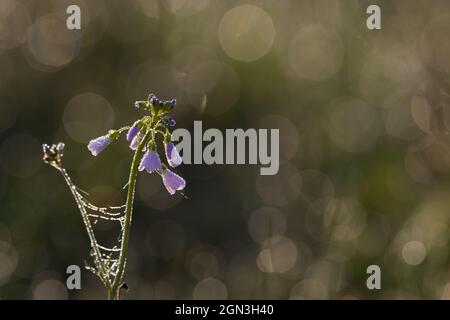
130;133;141;150
87;135;111;156
161;170;186;195
126;125;139;142
164;142;182;167
139;151;162;173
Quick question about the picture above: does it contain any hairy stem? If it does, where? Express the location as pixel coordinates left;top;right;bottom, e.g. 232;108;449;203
108;129;152;299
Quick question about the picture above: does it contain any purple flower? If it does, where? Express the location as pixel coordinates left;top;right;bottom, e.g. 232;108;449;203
130;134;141;150
126;125;139;142
167;117;176;126
138;150;162;173
87;135;111;156
161;169;186;195
165;142;182;167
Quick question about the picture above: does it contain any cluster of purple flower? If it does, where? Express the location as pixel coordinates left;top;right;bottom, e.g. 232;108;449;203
134;95;176;113
88;94;186;195
150;96;176;109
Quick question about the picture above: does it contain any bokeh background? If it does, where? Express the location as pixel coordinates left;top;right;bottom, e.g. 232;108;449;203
1;0;450;299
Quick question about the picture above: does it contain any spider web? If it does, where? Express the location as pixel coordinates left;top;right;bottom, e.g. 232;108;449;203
43;143;125;287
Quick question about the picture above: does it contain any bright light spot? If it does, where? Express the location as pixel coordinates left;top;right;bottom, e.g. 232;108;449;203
257;236;298;273
26;14;80;69
288;25;344;81
63;92;115;143
33;279;68;300
218;5;275;62
193;277;228;299
402;240;426;266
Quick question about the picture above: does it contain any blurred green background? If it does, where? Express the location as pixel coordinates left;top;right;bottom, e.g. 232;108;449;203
1;0;450;299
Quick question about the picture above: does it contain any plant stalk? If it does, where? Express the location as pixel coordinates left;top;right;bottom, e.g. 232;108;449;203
108;129;152;299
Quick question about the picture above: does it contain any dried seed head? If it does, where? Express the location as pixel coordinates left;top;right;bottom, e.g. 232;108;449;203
42;142;65;168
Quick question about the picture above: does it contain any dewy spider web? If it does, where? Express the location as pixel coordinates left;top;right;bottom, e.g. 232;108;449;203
42;142;125;287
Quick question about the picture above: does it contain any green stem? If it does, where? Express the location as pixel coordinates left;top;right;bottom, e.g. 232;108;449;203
109;129;152;299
